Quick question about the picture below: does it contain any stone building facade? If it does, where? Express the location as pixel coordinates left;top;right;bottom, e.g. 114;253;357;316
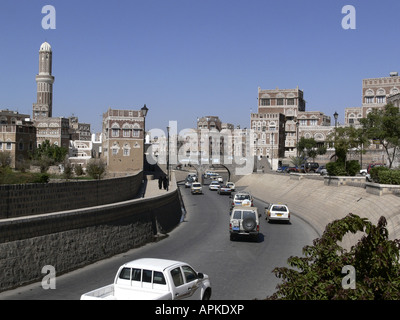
32;42;92;156
35;117;70;148
32;42;54;119
250;112;286;164
343;73;400;167
254;87;333;168
0;110;36;168
345;72;400;125
101;108;146;174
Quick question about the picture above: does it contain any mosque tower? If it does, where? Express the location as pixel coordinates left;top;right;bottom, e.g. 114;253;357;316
32;42;54;119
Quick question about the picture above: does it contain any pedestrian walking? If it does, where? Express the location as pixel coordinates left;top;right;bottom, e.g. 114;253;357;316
158;175;163;190
163;175;169;191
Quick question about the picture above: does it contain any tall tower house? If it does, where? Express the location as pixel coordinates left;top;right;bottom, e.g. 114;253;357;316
32;42;54;119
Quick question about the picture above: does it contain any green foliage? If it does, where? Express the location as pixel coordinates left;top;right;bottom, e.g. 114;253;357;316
0;167;49;185
0;151;12;168
378;170;400;185
31;140;68;172
74;164;84;176
369;166;389;183
86;159;106;180
63;162;73;180
327;126;369;164
326;162;347;176
289;156;304;168
346;160;361;176
267;214;400;300
31;173;50;183
359;103;400;168
369;167;400;185
297;137;326;161
325;160;360;176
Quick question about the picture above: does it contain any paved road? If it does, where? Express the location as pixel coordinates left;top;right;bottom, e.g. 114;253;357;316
0;175;318;300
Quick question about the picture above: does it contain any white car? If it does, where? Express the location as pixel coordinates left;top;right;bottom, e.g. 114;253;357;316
191;182;203;194
184;177;194;188
226;182;235;191
209;180;220;191
230;191;253;209
81;258;212;300
265;203;290;223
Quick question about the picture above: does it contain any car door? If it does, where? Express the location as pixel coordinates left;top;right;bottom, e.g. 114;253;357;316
170;266;202;300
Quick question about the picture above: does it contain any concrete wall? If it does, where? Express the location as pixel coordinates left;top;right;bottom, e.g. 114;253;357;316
0;172;143;219
0;181;183;292
236;173;400;246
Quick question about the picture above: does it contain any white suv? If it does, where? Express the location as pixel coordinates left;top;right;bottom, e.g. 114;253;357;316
229;205;260;241
230;191;253;210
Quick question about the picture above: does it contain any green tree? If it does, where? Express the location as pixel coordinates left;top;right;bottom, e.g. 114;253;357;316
31;140;68;173
267;214;400;300
86;159;106;180
0;151;12;168
327;126;367;165
297;137;326;162
359;103;400;168
32;140;68;164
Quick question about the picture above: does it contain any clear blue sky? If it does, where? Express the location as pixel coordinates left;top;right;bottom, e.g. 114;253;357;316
1;0;400;133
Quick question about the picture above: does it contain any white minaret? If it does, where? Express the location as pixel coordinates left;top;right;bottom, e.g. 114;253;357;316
33;42;55;119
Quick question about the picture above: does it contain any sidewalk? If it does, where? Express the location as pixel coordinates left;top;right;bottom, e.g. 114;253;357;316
143;173;177;198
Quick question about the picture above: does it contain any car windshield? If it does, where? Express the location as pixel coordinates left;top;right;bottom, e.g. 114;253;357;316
192;183;201;187
235;194;250;201
272;205;288;212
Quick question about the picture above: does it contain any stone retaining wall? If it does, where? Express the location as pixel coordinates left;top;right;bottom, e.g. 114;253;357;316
0;172;143;219
236;173;400;246
0;184;183;292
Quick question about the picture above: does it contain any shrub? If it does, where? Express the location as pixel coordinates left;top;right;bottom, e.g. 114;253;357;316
372;168;400;185
74;164;84;176
267;214;400;300
346;160;361;176
86;159;106;180
31;173;50;183
326;162;347;176
369;166;389;183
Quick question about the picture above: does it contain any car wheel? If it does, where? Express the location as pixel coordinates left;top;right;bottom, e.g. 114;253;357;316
242;217;257;231
202;288;211;300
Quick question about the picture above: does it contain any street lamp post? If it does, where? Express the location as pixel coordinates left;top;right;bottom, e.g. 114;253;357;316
333;111;338;128
255;137;258;173
271;132;274;171
296;121;299;157
141;104;148;171
333;111;338;161
167;126;170;182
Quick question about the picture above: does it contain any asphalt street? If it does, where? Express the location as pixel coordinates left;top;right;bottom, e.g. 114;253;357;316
0;174;318;300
